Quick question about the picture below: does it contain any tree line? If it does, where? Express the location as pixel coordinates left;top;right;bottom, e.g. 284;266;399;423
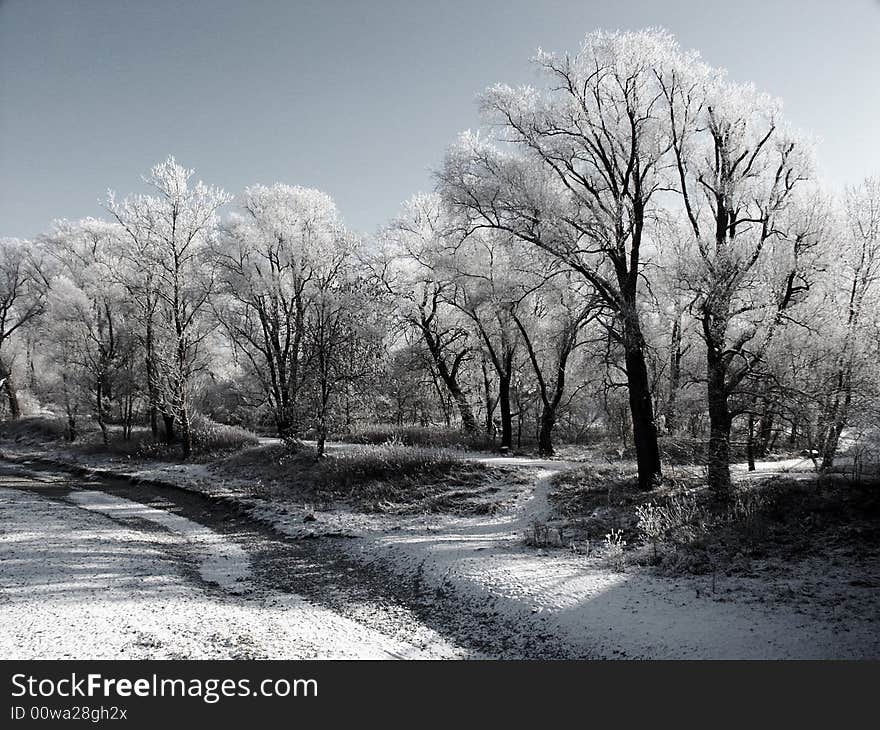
1;30;877;497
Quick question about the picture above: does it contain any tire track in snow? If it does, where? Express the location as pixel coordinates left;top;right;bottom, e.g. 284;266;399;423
68;490;253;594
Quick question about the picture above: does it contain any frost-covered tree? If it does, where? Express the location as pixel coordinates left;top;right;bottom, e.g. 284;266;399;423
40;219;138;442
664;69;824;496
377;194;480;434
812;179;880;468
0;238;49;419
304;235;382;456
106;156;230;457
509;267;600;455
429;228;525;451
213;184;344;437
439;29;691;487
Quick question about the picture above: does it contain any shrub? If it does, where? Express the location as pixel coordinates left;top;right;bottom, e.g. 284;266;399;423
343;424;496;451
603;528;627;569
659;436;707;465
188;414;260;454
301;444;496;514
0;415;72;443
312;444;464;492
524;519;566;548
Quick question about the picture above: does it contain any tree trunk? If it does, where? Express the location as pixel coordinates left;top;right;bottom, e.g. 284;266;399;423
819;364;853;471
747;414;756;472
447;380;478;434
756;403;774;457
145;320;159;438
621;310;661;490
161;412;176;445
667;315;683;435
820;419;847;471
498;372;513;451
276;410;295;439
429;368;452;427
481;359;496;438
537;406;556;457
0;357;21;420
316;406;327;458
422;325;478;434
180;407;192;459
96;378;109;445
706;351;733;498
123;394;134;440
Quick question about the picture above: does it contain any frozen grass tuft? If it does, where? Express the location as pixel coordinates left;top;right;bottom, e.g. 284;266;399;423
343;424;497;451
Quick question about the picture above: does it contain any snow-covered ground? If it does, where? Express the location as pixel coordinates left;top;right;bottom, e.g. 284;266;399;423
0;444;876;659
353;457;877;659
0;482;457;659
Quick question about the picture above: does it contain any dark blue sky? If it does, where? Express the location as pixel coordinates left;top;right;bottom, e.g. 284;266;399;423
2;0;878;238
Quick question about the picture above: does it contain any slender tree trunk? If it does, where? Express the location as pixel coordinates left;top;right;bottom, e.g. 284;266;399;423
180;405;192;459
315;374;330;458
498;372;512;451
123;394;134;440
481;359;496;438
145;319;159;438
0;357;21;420
96;378;109;445
667;315;683;435
747;414;756;472
756;401;774;457
316;406;327;458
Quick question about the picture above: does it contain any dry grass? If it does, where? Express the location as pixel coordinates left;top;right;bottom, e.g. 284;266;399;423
220;442;503;514
548;462;880;576
0;414;259;459
342;424;497;451
0;415;76;443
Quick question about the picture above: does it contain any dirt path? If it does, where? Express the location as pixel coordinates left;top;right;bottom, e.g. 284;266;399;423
0;462;578;658
0;465;467;659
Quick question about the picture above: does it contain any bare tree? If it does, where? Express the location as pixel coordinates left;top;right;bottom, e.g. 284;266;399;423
0;238;49;419
815;179;880;468
107;156;230;457
377;194;479;433
664;70;822;496
213;184;341;437
41;219;136;443
439;30;693;486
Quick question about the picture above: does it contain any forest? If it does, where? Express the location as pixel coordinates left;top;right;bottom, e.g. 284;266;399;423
0;29;877;505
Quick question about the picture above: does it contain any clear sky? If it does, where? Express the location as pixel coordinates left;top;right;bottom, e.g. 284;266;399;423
1;0;879;239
